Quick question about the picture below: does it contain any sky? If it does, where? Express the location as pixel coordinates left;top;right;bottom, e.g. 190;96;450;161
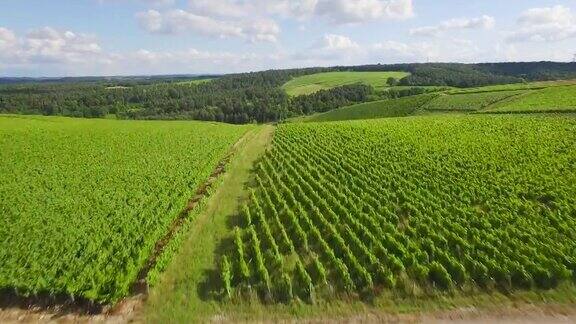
0;0;575;77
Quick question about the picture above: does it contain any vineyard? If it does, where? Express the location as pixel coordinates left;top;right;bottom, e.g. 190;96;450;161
304;94;433;122
486;85;576;113
219;115;576;303
422;91;524;111
0;115;250;303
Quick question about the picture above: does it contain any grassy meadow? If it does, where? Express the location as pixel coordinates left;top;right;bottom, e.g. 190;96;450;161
282;71;410;96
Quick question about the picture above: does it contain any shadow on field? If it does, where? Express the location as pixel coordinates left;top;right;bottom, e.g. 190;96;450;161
196;159;262;302
0;288;105;316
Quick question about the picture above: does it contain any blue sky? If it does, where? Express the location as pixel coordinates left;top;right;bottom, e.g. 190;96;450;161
0;0;575;76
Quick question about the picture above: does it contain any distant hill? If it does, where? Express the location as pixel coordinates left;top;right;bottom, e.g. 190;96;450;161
0;74;219;85
1;62;575;123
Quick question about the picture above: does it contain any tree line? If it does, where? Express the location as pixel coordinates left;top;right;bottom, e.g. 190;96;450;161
1;62;574;123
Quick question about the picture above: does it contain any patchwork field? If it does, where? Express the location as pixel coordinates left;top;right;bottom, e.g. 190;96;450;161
298;80;576;123
0;115;251;303
282;71;410;96
218;115;576;304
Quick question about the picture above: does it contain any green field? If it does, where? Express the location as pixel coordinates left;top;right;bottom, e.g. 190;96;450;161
450;80;576;94
422;91;525;111
303;94;434;122
298;80;576;123
3;73;576;322
485;85;576;113
216;115;576;306
282;71;410;96
0;115;251;302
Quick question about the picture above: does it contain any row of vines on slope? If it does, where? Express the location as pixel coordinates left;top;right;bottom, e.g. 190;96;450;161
218;115;576;303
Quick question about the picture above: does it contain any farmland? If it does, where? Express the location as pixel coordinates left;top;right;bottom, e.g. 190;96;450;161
485;85;576;113
303;94;434;122
0;115;251;303
421;91;524;111
297;79;576;124
2;66;576;322
282;71;410;96
218;115;576;305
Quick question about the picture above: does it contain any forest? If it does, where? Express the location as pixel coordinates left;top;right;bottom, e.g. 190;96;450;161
1;62;575;123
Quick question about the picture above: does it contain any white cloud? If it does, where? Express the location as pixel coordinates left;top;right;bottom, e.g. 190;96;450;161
507;5;576;43
315;0;413;24
292;34;362;62
370;40;429;62
0;26;288;75
518;5;573;26
136;9;279;42
410;15;495;37
0;27;106;66
142;0;413;33
370;38;484;63
118;47;288;74
0;27;17;47
319;34;359;50
135;0;414;42
187;0;249;18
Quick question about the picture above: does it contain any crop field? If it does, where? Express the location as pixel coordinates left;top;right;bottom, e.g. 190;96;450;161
486;85;576;113
422;91;524;111
0;115;250;303
282;71;410;96
450;80;576;94
218;115;576;304
304;94;434;122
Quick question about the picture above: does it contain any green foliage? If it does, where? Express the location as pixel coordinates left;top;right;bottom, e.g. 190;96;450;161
219;114;576;303
221;255;233;299
289;84;374;116
0;115;250;303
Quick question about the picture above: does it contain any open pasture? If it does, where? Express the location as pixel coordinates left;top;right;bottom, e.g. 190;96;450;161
282;71;410;96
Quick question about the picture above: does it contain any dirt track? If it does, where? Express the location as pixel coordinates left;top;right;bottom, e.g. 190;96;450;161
3;303;576;323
